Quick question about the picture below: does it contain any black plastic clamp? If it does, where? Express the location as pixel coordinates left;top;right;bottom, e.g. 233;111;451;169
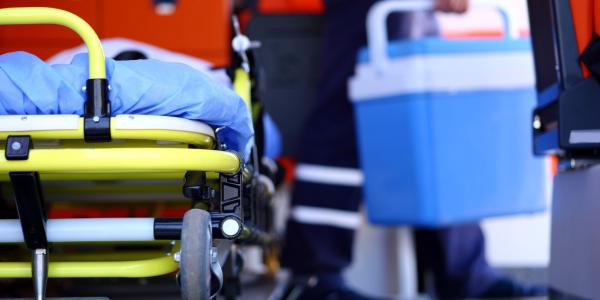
10;172;48;250
5;135;32;160
219;172;243;216
83;79;111;142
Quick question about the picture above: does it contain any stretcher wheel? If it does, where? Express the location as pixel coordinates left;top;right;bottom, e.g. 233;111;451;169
180;209;212;300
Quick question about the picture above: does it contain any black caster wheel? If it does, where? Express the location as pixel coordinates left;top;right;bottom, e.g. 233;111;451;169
180;209;212;300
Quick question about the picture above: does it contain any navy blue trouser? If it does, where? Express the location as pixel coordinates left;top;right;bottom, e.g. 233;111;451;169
281;0;498;297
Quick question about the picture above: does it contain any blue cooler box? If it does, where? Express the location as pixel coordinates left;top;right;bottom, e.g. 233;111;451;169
349;1;549;226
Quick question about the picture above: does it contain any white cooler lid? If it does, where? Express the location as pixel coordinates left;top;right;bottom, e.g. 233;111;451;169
349;50;536;101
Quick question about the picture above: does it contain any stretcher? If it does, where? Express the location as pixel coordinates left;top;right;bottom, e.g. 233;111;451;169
0;7;275;300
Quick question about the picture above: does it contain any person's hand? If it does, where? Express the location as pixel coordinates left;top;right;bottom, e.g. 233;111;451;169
434;0;469;13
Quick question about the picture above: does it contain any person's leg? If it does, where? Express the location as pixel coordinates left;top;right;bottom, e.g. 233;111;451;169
415;224;547;298
281;107;364;277
279;68;370;299
280;146;365;298
280;1;380;298
415;224;497;298
281;1;545;299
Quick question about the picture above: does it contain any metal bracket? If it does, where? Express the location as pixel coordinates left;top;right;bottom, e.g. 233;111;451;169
220;244;243;299
219;172;243;216
9;171;48;300
199;172;246;240
210;247;224;297
32;248;48;300
9;172;47;250
83;78;111;142
183;171;217;208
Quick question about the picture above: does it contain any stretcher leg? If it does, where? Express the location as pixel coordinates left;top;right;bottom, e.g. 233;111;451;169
10;170;49;299
32;248;48;300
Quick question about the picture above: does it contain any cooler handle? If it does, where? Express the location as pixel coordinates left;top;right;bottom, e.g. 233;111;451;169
366;0;520;74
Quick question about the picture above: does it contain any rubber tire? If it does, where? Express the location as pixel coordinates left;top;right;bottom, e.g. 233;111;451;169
180;209;212;300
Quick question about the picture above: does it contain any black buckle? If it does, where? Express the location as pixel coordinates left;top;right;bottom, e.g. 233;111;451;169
83;78;111;142
5;135;32;160
83;116;111;142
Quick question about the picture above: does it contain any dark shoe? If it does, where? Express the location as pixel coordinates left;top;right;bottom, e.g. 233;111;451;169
480;277;548;298
280;273;389;300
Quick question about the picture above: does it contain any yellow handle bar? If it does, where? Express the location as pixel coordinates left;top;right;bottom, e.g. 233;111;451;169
0;7;105;79
234;68;252;110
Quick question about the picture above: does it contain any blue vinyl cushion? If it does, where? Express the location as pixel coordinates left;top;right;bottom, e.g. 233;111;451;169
0;51;253;160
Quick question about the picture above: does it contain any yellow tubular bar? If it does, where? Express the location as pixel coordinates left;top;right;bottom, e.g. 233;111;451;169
0;256;178;278
44;184;181;195
0;7;105;78
0;172;186;181
49;251;169;262
0;148;240;174
0;118;215;148
111;129;215;149
234;68;252;110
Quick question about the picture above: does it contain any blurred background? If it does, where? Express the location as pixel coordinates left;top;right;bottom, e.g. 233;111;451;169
0;0;553;299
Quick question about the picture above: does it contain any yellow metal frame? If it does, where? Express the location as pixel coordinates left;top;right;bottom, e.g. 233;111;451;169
234;68;252;110
0;172;186;181
0;7;105;79
50;250;170;261
233;68;261;121
44;183;182;195
112;129;215;148
0;255;178;278
0;7;253;281
0;171;222;181
0;241;181;278
0;117;216;149
0;148;240;174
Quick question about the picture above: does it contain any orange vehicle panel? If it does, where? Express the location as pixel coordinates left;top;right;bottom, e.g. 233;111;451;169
0;0;231;66
102;0;231;67
569;0;594;77
595;1;600;41
259;0;324;14
0;0;101;60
